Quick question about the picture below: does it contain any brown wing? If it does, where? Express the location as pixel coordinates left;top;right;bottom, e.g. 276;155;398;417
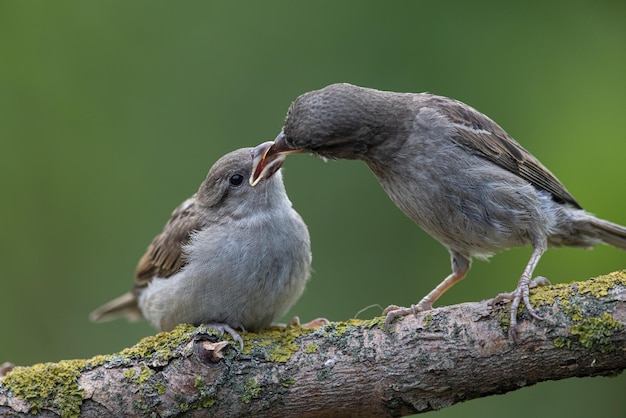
133;195;205;290
427;95;581;209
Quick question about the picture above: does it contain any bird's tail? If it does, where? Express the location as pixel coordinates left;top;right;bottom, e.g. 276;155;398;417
589;217;626;251
89;292;142;323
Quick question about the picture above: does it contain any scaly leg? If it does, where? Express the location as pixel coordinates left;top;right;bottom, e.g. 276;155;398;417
384;252;471;328
492;240;550;340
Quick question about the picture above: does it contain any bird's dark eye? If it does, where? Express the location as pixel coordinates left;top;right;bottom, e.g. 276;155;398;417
229;174;244;187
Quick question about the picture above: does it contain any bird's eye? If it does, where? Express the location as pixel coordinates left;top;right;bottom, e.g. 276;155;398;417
229;174;244;187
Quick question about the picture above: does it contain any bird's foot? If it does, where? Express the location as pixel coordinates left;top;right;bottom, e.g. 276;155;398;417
205;323;244;349
273;316;329;328
492;276;551;341
288;316;330;328
383;301;433;329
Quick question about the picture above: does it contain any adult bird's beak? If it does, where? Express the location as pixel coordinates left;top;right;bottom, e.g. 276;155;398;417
249;132;304;186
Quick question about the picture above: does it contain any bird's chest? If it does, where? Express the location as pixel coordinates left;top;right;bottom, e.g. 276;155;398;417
367;153;538;253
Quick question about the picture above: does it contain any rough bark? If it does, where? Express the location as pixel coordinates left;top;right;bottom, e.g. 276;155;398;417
1;271;625;418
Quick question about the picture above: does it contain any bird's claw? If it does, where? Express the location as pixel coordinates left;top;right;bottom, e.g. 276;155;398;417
298;317;330;328
206;323;244;350
383;301;432;329
492;276;551;340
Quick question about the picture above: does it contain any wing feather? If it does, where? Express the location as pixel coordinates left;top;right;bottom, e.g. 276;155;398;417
134;195;205;290
426;95;581;209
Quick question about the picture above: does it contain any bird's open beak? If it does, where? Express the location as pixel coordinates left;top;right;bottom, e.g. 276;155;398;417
249;132;304;186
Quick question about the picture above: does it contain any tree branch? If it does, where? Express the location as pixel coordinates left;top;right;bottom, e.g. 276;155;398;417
1;271;625;418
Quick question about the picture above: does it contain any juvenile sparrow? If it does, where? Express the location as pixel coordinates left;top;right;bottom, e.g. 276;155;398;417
90;148;311;347
250;83;626;338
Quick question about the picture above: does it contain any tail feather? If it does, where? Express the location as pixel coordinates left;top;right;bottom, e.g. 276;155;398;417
590;217;626;251
89;292;142;323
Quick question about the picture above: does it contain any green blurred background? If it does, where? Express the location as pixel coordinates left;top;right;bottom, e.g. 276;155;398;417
1;1;624;416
